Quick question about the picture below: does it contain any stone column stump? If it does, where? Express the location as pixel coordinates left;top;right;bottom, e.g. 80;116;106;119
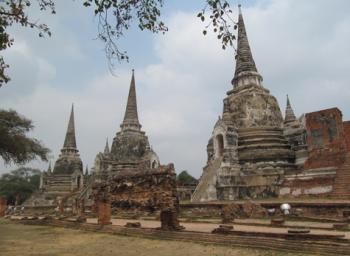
78;200;85;217
0;197;7;217
98;201;112;225
160;208;182;231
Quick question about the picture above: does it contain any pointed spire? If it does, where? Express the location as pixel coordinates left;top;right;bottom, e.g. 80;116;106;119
235;5;258;75
61;104;79;155
85;165;89;176
104;138;110;154
63;104;77;149
232;4;263;89
284;95;297;124
47;161;52;173
120;70;142;131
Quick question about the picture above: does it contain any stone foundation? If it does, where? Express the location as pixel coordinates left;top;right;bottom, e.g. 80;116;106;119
16;218;350;255
180;201;350;220
280;170;336;198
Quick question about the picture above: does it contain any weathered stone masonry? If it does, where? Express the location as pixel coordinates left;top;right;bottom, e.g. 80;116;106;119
193;5;350;201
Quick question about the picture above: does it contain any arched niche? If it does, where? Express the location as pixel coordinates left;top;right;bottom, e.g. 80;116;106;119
151;160;158;169
215;134;224;157
77;176;81;189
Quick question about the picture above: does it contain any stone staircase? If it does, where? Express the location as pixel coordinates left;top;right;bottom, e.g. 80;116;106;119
333;152;350;198
45;175;73;193
191;157;222;202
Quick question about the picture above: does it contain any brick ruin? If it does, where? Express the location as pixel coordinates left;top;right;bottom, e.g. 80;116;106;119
282;108;350;197
93;164;182;230
304;108;347;170
87;71;181;230
192;6;350;202
0;197;7;217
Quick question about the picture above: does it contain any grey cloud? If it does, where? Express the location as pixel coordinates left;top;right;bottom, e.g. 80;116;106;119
1;0;349;179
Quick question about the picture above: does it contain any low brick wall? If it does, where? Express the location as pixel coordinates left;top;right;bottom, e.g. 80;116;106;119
280;175;335;198
180;201;350;219
16;219;350;256
180;203;222;219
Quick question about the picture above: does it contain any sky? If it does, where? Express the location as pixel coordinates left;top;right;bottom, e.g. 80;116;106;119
1;0;350;178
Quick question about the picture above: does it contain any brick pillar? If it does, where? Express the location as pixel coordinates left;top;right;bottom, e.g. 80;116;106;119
0;197;7;217
72;199;78;215
58;198;64;214
98;201;111;225
160;208;181;231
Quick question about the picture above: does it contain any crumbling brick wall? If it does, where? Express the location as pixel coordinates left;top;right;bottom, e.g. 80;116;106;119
280;108;349;198
343;121;350;151
304;108;347;170
93;164;181;230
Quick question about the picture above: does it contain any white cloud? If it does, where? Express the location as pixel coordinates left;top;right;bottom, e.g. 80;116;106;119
1;0;350;179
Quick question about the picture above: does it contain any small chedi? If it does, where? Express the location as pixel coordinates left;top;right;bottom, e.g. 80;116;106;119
192;6;350;202
24;106;87;207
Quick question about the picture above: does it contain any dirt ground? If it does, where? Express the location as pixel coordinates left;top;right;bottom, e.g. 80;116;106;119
0;219;313;256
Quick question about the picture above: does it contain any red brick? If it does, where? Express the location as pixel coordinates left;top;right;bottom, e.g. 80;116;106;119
98;201;111;225
0;197;7;217
343;121;350;151
304;108;347;169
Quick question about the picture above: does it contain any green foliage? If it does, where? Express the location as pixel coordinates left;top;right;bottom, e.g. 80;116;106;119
198;0;236;50
0;0;237;87
83;0;236;66
177;170;196;184
0;167;41;204
0;109;50;165
82;0;167;66
0;0;55;87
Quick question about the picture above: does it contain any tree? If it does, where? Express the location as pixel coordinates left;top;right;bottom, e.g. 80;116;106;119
0;167;41;204
0;109;50;165
0;0;55;86
177;170;197;184
0;0;236;87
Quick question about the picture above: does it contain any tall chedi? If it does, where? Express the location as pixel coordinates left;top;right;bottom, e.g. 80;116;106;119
192;5;295;202
93;70;160;174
